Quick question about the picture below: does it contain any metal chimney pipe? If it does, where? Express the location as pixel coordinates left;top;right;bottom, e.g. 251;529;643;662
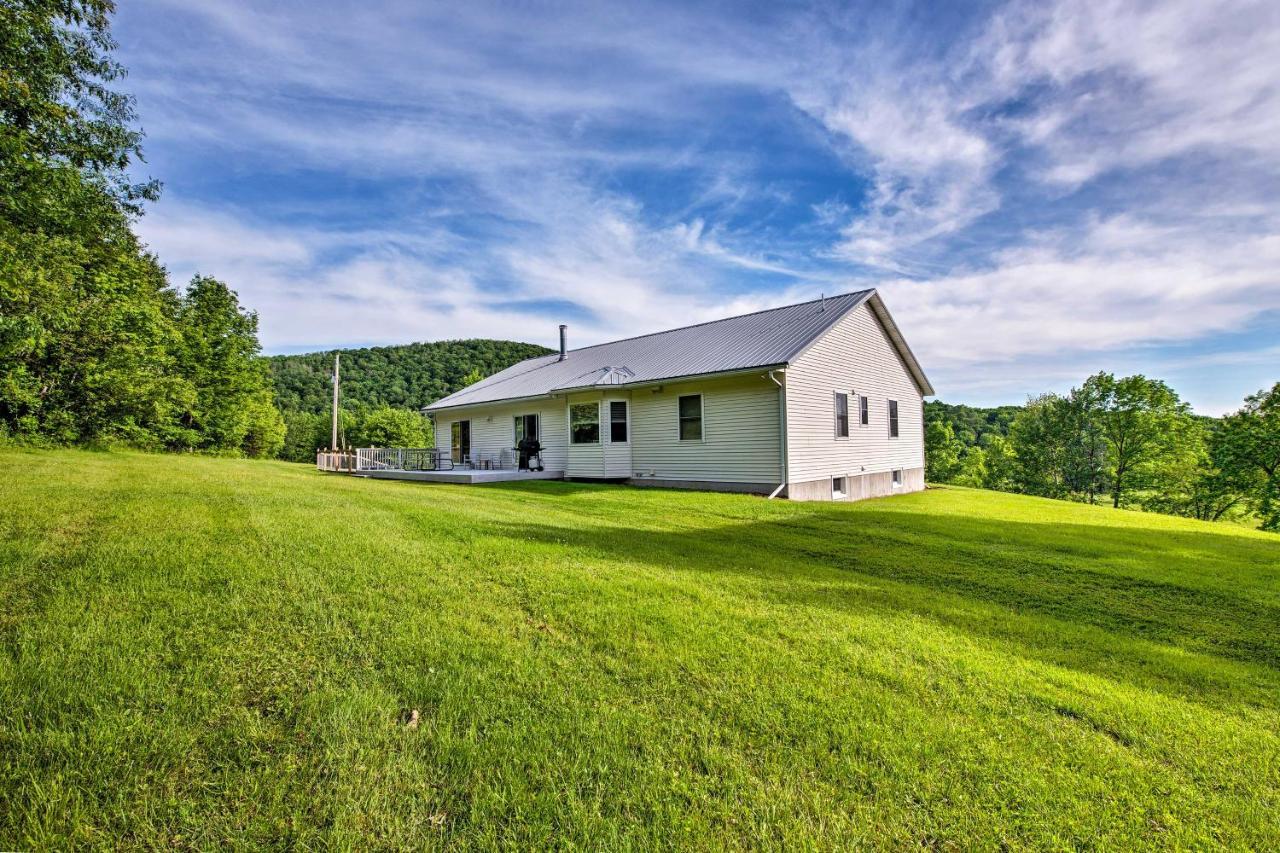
558;324;567;360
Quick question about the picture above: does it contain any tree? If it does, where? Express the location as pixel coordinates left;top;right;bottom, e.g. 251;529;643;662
280;410;327;462
460;367;486;388
0;228;192;446
1216;383;1280;531
1;0;159;227
925;418;963;483
172;276;283;455
953;447;988;488
1083;373;1192;508
1009;394;1080;499
981;435;1016;492
348;406;433;449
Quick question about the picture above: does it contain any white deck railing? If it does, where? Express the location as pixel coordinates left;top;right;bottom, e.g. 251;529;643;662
355;447;440;472
318;447;521;473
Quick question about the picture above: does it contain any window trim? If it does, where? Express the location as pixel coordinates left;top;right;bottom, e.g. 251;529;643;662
834;391;849;439
608;400;629;444
513;412;540;445
832;475;848;499
569;401;601;445
677;393;704;442
450;419;471;464
888;399;899;439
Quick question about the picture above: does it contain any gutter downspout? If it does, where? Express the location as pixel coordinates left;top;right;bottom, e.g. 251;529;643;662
767;369;787;499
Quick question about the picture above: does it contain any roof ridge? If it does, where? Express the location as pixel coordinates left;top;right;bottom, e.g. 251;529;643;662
560;288;875;355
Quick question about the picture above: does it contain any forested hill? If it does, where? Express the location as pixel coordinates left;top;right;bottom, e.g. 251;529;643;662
267;339;553;413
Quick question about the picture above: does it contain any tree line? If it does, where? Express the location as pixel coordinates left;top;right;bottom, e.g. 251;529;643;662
926;375;1280;531
1;1;284;455
267;341;549;462
0;2;540;463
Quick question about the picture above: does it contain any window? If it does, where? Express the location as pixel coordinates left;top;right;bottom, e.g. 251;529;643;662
514;413;538;443
450;420;471;463
892;469;903;487
834;392;849;438
570;402;599;444
888;399;899;438
609;401;628;443
678;394;703;441
832;476;847;499
859;395;869;426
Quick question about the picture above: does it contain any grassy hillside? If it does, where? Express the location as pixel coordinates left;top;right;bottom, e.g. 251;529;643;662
2;450;1277;848
268;339;553;413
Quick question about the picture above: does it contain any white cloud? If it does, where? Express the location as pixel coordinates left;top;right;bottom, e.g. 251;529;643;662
116;0;1280;412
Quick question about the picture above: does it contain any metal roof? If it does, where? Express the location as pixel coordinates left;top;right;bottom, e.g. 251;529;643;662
425;289;933;411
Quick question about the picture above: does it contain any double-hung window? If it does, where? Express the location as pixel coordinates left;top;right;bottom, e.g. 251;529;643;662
888;400;899;438
834;392;849;438
858;395;869;427
678;394;703;441
609;401;628;442
570;402;600;444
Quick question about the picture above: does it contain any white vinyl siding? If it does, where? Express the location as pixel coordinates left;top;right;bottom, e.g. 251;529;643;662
630;374;782;484
785;301;925;484
434;401;568;471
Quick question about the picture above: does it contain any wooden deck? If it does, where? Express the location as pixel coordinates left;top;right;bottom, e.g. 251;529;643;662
353;469;564;484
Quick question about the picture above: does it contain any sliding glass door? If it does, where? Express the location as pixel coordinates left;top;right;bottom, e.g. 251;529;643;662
450;420;470;463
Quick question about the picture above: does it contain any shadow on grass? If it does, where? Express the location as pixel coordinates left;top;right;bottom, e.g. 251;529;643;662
493;507;1280;711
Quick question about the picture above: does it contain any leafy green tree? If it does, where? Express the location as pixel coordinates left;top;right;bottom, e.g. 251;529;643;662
280;410;327;462
0;227;191;446
981;435;1016;492
925;418;963;482
1215;383;1280;530
1010;394;1082;499
172;276;283;455
348;406;434;449
240;392;286;459
1146;418;1250;522
1083;372;1192;508
952;447;988;488
1;0;159;230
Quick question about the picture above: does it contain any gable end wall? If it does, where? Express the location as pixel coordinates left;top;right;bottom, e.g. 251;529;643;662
785;302;925;492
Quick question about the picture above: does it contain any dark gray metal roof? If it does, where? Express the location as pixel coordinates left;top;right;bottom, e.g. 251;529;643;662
425;289;932;411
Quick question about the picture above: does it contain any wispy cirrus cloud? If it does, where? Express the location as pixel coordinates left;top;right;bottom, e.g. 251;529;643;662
116;0;1280;412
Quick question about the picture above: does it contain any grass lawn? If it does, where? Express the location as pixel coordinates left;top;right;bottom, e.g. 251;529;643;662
2;448;1278;848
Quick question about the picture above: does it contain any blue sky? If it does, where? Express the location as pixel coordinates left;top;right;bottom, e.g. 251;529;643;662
112;0;1280;413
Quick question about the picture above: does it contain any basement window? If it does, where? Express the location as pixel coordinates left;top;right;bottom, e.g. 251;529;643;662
892;469;903;488
832;476;847;499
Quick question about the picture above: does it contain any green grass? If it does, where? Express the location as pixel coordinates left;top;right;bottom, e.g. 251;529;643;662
2;449;1278;849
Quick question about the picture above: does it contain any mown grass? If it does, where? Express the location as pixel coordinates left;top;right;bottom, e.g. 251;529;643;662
1;448;1278;849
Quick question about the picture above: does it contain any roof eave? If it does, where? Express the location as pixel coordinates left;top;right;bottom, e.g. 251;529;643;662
422;362;790;413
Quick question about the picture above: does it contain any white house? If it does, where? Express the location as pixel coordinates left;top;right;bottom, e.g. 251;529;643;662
423;289;933;501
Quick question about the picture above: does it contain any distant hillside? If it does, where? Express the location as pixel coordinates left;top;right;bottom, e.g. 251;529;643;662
924;400;1022;446
267;339;553;413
